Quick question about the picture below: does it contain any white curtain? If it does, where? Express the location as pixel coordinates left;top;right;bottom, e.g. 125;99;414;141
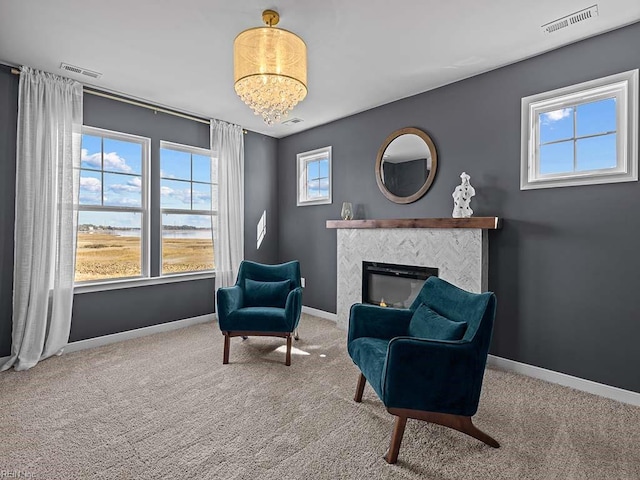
211;119;244;288
1;67;82;371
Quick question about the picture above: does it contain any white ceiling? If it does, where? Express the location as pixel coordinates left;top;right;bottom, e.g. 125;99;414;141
1;1;639;138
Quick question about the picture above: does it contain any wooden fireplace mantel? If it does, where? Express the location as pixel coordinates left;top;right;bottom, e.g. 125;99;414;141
325;217;501;230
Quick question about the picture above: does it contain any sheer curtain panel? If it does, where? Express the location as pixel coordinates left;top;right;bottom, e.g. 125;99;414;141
1;67;82;371
211;119;244;288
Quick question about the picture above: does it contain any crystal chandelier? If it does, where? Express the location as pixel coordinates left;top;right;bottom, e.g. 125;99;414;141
234;10;307;125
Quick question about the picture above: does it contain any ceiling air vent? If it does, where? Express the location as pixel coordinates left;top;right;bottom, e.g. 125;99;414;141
281;117;304;126
60;63;103;79
542;4;599;34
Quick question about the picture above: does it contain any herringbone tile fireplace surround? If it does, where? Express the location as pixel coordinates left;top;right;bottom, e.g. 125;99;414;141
334;224;490;330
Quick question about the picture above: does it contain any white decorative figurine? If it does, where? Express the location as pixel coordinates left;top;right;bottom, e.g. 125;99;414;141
452;172;475;218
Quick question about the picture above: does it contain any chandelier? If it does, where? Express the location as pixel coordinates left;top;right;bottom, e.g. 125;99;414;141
234;10;307;125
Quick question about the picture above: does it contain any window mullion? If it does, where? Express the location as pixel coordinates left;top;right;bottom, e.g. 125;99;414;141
573;107;578;172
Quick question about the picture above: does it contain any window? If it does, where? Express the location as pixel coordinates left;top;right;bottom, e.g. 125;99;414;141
160;142;216;275
297;146;332;206
521;69;638;190
76;127;150;283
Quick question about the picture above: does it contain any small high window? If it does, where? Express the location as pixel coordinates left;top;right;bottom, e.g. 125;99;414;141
521;70;638;190
297;146;332;206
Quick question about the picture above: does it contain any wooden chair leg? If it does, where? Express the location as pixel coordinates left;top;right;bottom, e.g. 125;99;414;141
387;408;500;449
458;416;500;448
354;373;366;402
384;415;407;464
285;335;292;366
223;333;230;364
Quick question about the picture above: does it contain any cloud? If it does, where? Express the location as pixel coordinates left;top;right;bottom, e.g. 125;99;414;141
543;108;571;122
161;185;210;206
79;192;100;204
103;196;141;207
108;176;142;193
81;149;133;173
307;178;330;190
80;177;101;192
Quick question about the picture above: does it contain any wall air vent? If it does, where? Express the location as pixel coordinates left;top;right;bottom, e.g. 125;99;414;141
542;5;599;34
60;63;103;79
281;118;304;126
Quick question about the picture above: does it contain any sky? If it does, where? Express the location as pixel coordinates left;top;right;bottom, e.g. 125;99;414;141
538;97;617;175
305;157;330;198
79;135;215;229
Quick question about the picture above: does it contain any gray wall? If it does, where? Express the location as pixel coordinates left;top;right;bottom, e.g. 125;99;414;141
277;22;640;393
244;131;279;264
0;79;278;349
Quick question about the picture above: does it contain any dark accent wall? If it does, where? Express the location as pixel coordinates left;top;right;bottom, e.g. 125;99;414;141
278;22;640;393
0;79;278;348
244;131;279;264
0;66;18;357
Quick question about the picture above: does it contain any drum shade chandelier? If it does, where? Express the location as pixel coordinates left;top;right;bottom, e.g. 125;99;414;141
234;10;308;125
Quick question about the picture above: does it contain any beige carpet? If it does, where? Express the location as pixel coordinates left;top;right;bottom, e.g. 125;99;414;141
1;314;638;479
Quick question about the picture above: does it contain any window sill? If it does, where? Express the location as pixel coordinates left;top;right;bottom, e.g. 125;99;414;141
74;271;216;294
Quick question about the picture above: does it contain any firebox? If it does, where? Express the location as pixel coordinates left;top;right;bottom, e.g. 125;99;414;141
362;261;438;308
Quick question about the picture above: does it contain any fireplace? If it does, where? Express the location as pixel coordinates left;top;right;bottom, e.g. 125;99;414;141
362;261;438;309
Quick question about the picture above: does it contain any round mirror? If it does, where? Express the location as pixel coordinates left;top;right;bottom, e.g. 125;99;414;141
375;127;438;204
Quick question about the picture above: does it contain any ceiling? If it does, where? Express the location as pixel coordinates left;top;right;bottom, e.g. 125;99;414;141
1;1;639;138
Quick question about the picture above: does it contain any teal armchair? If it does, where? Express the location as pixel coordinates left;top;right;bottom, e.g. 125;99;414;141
217;260;302;366
348;276;499;463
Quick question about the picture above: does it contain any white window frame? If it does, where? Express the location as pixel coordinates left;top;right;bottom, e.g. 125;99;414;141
75;126;151;286
159;140;216;277
297;146;333;206
521;69;638;190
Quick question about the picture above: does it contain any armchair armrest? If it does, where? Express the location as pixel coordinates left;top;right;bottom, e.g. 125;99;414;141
382;337;484;416
348;304;413;344
216;285;243;331
285;287;303;331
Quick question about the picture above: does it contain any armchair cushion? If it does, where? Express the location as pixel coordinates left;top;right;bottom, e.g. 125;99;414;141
227;307;289;332
408;304;467;340
348;337;389;399
244;278;291;308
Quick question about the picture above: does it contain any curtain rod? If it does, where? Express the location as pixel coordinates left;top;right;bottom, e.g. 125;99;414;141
10;67;248;134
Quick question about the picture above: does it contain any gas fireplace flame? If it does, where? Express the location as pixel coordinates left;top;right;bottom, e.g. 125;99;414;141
379;298;387;307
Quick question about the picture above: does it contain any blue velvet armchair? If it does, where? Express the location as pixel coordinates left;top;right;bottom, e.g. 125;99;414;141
348;276;499;463
217;260;303;366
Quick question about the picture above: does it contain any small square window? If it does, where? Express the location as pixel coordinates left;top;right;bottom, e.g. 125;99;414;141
297;146;332;206
521;70;638;190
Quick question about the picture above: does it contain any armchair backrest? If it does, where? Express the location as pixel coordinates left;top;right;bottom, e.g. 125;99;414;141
408;277;496;410
236;260;301;290
410;276;496;350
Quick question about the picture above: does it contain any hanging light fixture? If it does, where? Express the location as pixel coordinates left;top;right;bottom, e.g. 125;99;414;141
234;9;307;125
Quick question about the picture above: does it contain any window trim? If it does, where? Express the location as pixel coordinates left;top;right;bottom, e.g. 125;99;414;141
159;140;216;277
520;69;638;190
297;146;333;206
75;126;151;285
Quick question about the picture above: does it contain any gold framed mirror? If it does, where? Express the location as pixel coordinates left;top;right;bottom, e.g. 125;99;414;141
375;127;438;204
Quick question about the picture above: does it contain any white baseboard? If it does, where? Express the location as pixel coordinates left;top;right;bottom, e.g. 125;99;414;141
302;306;337;322
487;354;640;407
64;313;216;354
